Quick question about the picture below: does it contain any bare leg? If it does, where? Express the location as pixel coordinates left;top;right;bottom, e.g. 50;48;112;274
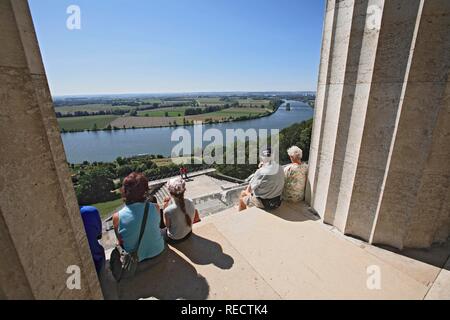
238;191;249;212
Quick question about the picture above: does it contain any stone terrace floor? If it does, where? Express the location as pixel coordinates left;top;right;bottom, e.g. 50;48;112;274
101;202;450;300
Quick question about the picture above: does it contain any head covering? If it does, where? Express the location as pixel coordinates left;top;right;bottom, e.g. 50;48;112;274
262;148;272;157
261;148;273;164
167;177;186;195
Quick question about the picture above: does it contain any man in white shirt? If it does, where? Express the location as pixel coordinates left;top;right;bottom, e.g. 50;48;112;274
238;148;285;211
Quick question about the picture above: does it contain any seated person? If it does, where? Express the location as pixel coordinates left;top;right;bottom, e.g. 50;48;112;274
283;146;309;202
80;206;106;275
112;172;165;263
162;178;200;243
239;148;285;211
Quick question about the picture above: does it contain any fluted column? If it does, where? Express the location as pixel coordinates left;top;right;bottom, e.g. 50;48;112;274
0;0;103;299
308;0;450;249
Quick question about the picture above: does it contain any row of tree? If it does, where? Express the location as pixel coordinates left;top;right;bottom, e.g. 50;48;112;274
73;155;207;205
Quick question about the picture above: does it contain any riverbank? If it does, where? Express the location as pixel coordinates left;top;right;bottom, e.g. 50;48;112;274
58;98;284;133
60;109;277;133
61;100;314;164
59;106;280;133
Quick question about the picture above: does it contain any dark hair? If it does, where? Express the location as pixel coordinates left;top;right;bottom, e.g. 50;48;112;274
121;172;149;205
171;191;192;227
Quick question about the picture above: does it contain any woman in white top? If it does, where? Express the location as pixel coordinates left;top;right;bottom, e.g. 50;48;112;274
163;178;200;243
283;146;309;202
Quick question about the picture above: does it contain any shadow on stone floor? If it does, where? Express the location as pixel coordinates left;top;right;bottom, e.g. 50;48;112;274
171;233;234;270
268;202;320;223
101;248;210;300
375;239;450;270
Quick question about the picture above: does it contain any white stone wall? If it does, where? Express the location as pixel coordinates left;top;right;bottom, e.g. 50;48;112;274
308;0;450;249
0;0;103;299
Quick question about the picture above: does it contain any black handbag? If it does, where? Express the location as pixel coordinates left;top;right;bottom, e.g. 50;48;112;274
110;202;149;282
258;196;282;211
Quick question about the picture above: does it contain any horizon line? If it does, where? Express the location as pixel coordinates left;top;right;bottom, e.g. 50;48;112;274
53;90;317;99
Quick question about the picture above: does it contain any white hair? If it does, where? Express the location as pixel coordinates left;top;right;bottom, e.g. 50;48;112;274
287;146;303;160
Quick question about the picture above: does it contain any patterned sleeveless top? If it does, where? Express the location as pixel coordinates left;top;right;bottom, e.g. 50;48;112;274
283;163;308;202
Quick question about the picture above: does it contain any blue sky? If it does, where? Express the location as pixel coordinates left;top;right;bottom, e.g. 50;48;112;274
29;0;325;96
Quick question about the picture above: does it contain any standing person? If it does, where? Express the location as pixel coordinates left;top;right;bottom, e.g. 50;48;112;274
179;167;184;179
162;178;200;243
183;166;189;180
283;146;309;202
112;173;165;264
80;206;106;275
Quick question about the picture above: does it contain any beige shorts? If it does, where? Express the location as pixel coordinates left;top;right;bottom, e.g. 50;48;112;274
243;194;264;209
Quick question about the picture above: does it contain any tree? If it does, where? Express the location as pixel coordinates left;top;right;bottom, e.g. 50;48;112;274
115;157;128;166
75;168;116;205
214;119;313;180
117;165;133;178
279;119;313;164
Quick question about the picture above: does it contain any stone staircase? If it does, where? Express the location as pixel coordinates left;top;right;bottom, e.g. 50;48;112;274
152;174;245;218
154;185;170;207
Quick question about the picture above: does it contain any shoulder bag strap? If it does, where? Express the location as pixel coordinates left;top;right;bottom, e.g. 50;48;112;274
133;202;150;253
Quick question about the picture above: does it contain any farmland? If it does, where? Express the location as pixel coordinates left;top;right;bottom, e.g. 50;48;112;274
55;104;132;115
110;107;271;129
58;115;119;131
55;95;283;132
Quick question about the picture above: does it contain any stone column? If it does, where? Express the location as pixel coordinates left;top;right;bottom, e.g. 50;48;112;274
308;0;450;249
0;0;103;299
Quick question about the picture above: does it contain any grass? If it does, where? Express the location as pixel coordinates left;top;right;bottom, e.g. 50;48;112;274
56;98;276;131
58;115;118;131
237;99;272;107
208;107;271;118
196;97;228;105
137;106;189;117
139;98;163;104
55;104;132;115
137;105;270;120
91;198;124;220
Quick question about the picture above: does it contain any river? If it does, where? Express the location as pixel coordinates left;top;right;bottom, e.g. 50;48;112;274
61;100;314;163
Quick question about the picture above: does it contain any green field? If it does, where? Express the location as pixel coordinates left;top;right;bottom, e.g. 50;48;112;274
137;106;189;117
58;115;119;131
237;99;272;107
195;97;228;105
90;198;124;220
139;98;163;104
56;97;276;131
209;107;271;118
55;104;132;115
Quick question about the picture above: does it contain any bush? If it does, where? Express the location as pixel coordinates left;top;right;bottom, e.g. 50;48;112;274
117;165;134;178
75;168;117;205
279;119;313;164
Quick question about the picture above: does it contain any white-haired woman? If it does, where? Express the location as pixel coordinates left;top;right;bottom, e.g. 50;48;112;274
162;178;200;243
283;146;308;202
